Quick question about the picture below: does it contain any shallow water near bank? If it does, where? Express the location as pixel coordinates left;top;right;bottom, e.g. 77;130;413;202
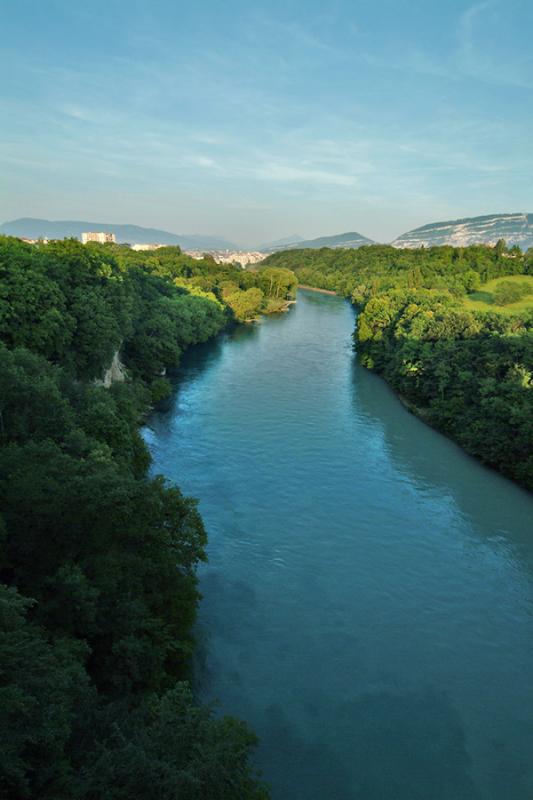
145;289;533;800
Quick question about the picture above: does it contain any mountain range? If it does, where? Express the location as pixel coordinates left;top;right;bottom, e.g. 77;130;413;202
2;213;533;252
0;218;238;250
276;213;533;251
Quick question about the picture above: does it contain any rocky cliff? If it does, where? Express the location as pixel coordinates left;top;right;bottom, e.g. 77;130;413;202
392;213;533;249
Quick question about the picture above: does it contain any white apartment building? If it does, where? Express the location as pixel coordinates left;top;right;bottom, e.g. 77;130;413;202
131;243;166;251
81;231;116;244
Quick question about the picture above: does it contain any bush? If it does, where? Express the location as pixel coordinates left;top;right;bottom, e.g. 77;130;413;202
493;281;531;306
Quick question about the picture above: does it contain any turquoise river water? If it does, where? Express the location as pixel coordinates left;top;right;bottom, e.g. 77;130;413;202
145;289;533;800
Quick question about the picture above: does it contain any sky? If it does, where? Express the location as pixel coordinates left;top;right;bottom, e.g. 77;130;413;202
1;0;533;246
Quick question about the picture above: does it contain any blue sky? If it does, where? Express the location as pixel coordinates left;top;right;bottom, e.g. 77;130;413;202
1;0;532;244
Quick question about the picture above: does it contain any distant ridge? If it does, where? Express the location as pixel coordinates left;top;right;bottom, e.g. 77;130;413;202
257;234;304;250
5;214;533;253
392;213;533;249
267;231;375;252
0;218;238;250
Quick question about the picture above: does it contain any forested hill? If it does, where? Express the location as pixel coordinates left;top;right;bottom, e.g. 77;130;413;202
0;236;297;799
263;243;533;489
265;230;375;251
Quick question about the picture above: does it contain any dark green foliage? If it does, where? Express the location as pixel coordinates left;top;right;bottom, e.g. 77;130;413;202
150;377;172;404
0;237;296;383
77;685;269;800
0;237;269;798
267;242;533;489
357;292;532;488
124;284;225;379
0;586;266;800
0;585;91;799
0;237;130;378
0;440;206;692
264;241;530;301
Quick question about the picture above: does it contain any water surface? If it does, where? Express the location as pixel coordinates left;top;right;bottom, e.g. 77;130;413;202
145;290;533;800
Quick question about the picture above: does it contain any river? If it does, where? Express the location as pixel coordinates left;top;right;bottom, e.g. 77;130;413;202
144;289;533;800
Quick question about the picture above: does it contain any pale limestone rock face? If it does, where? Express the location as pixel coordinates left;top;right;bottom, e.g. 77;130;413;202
391;213;533;249
97;349;127;388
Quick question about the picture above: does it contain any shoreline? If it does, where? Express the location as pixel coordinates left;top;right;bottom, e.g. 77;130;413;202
298;284;337;295
369;368;532;493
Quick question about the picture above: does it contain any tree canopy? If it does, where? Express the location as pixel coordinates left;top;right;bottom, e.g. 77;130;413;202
0;236;270;799
265;242;533;488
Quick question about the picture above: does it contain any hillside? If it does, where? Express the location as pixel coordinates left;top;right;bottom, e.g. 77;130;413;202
266;230;375;251
257;234;304;250
392;213;533;249
0;217;238;250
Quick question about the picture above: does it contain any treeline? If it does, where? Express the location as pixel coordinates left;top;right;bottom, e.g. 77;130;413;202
264;241;532;299
0;236;273;799
264;242;533;489
358;292;532;487
111;244;297;324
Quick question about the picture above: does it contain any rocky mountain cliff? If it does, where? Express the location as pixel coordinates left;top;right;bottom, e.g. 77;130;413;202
392;213;533;249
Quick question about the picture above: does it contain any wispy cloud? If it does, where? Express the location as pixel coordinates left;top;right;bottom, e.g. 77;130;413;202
2;0;533;242
456;0;533;88
356;1;533;90
245;14;337;55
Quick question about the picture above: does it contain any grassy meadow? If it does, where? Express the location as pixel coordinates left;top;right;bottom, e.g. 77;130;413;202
462;274;533;314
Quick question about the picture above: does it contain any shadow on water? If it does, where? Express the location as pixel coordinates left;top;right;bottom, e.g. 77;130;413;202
176;323;260;381
256;689;479;800
195;595;481;800
148;323;261;427
351;358;533;569
192;571;260;692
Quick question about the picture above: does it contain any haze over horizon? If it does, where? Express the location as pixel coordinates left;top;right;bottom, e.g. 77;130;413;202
2;0;533;246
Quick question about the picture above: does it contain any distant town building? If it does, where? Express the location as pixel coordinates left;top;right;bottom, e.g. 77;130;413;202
81;231;116;244
19;237;49;245
131;243;166;251
185;250;266;266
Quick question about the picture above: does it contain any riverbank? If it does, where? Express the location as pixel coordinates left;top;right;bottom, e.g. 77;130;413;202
265;298;297;313
298;284;337;295
387;378;533;491
357;301;532;492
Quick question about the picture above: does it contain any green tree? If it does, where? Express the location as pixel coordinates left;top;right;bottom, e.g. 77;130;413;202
77;685;269;800
0;584;91;800
225;288;265;322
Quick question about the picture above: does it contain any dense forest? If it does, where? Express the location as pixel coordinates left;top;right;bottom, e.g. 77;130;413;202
264;243;533;489
0;236;298;799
